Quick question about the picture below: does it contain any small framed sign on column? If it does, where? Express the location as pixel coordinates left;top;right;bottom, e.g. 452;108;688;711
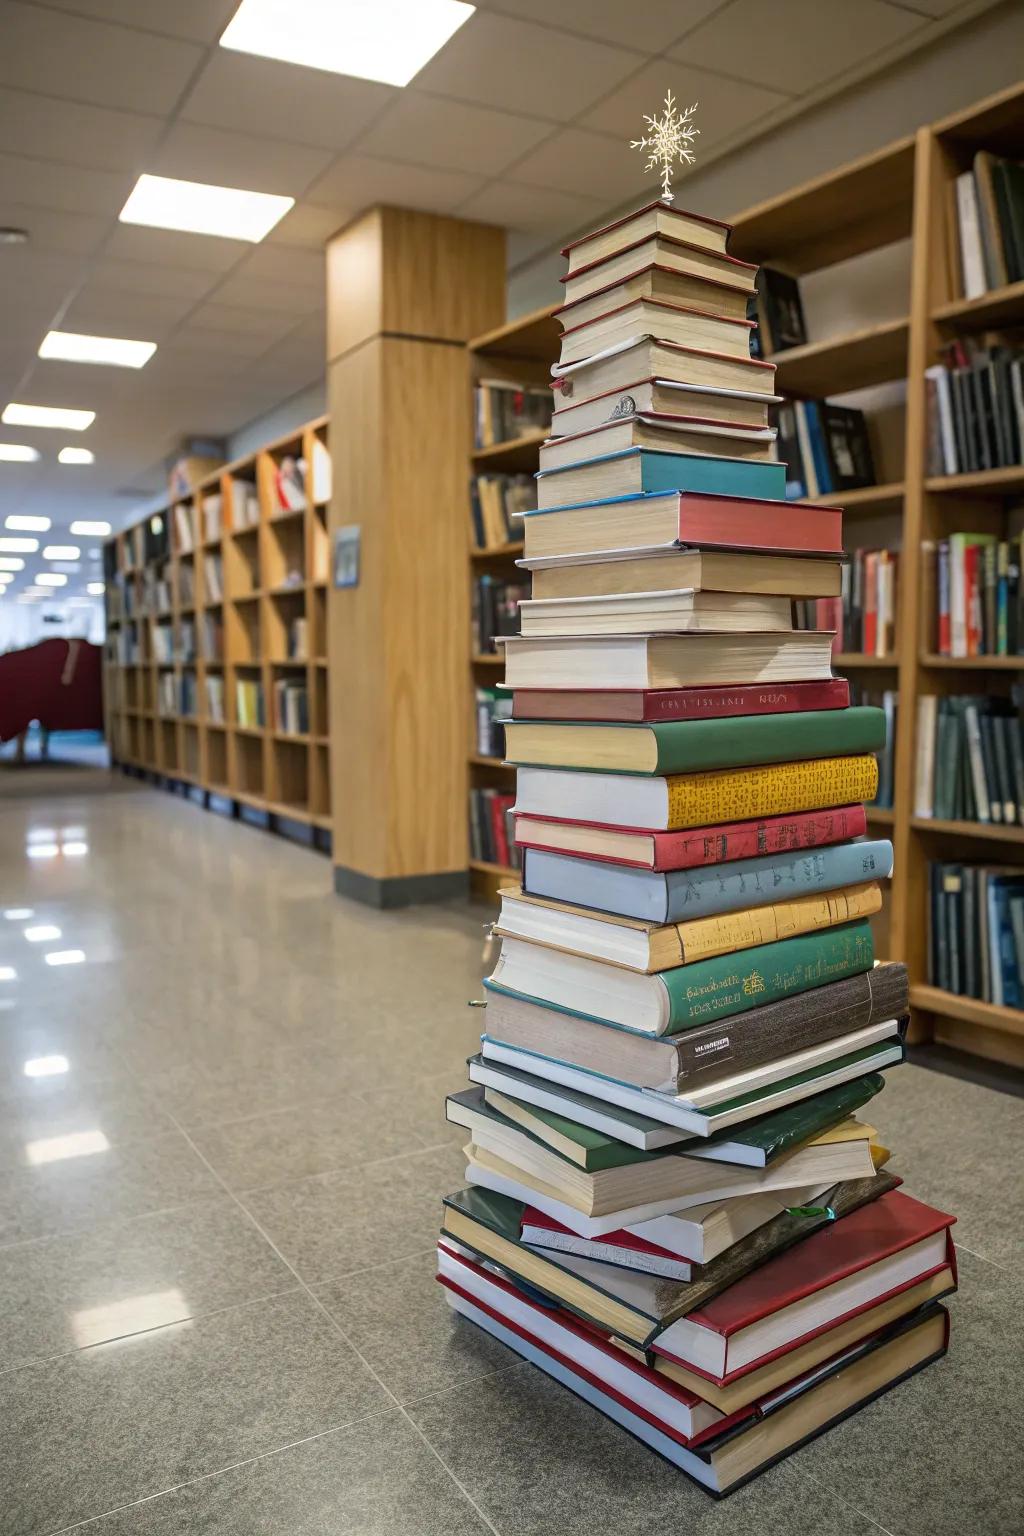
333;526;360;589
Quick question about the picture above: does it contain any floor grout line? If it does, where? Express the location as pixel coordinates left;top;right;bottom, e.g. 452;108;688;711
165;1111;504;1536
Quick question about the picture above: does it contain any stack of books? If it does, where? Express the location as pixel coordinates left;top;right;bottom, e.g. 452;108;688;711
439;198;955;1497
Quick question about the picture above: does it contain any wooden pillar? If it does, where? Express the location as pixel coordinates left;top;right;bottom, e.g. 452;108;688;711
325;206;505;907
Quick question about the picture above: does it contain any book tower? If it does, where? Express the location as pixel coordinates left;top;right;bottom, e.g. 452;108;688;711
438;194;956;1496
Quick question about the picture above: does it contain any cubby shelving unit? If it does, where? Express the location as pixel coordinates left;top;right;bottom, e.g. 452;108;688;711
464;81;1024;1070
103;415;332;852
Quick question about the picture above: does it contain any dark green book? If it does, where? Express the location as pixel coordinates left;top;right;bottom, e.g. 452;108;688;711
503;706;885;775
440;1171;900;1349
447;1086;655;1172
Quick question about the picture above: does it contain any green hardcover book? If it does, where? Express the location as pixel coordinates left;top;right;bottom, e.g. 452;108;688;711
440;1170;900;1348
488;920;876;1036
447;1086;655;1172
503;707;886;776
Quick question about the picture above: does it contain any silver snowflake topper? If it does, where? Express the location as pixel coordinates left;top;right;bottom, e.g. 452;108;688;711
630;92;699;202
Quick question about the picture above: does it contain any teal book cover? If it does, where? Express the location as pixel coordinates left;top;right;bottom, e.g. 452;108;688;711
538;448;785;504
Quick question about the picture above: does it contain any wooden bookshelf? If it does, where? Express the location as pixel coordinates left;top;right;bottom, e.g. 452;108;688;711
103;415;332;852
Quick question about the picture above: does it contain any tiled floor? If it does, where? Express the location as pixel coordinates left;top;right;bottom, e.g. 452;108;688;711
1;768;1022;1535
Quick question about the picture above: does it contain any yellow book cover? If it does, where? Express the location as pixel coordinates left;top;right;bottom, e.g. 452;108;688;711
665;755;879;830
674;881;882;966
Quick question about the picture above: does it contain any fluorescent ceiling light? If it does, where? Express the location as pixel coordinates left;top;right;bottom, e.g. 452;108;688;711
24;924;61;942
59;447;95;466
39;330;156;369
45;948;86;966
220;0;475;86
0;557;25;570
3;403;94;432
62;841;88;856
0;966;16;981
70;520;110;536
4;909;33;919
87;582;105;595
0;538;37;553
119;173;292;243
43;545;80;560
35;572;67;586
24;1055;69;1077
6;515;50;531
0;444;39;463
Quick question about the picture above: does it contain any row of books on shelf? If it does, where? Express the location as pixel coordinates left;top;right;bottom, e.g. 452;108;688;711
469;473;535;550
472;574;528;655
272;678;309;735
794;548;897;658
925;532;1024;656
236;679;265;730
914;692;1024;825
469;787;519;871
928;859;1024;1007
474;686;512;760
157;670;197;718
204;553;223;602
141;568;172;615
206;676;225;723
774;400;876;501
925;340;1024;476
474;380;552;450
952;149;1024;297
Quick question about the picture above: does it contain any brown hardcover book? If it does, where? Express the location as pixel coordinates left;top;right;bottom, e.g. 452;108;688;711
483;962;909;1093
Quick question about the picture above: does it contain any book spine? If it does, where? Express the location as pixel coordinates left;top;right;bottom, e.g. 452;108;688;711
963;704;991;822
651;707;885;775
662;921;876;1034
665;755;879;831
643;679;851;721
675;882;882;964
650;803;868;871
664;838;892;923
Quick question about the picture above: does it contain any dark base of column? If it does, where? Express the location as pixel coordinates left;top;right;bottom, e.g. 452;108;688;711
332;864;469;909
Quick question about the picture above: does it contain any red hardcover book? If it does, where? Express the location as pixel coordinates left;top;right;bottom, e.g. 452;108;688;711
651;1191;956;1385
510;680;851;724
966;544;982;656
488;793;510;868
532;488;843;555
512;803;868;872
814;597;844;652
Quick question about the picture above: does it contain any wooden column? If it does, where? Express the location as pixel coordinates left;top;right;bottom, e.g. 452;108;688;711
325;206;505;906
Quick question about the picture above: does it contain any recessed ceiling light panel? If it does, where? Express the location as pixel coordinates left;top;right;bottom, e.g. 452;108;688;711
39;331;156;369
59;447;95;466
42;546;80;560
2;403;94;432
0;538;38;553
220;0;475;87
70;520;111;536
0;444;39;463
119;173;293;243
6;515;49;530
35;573;67;586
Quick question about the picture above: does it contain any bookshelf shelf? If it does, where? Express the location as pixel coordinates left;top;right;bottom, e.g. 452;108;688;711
808;482;904;511
471;541;524;561
909;985;1024;1039
472;431;548;471
931;277;1024;331
469;754;513;770
910;816;1024;845
469;858;516;878
769;318;909;399
833;654;898;669
920;654;1024;670
866;807;896;825
472;653;504;666
103;413;332;857
924;466;1024;496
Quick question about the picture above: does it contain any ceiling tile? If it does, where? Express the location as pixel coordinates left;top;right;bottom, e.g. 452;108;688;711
86;257;223;303
61;284;198;340
457;181;606;236
0;150;132;217
508;126;654;202
472;0;726;54
676;0;924;96
162;325;279;360
359;95;552;177
151;122;333;200
208;273;322;315
0;88;165;175
413;12;644;120
180;50;395;151
103;224;251;273
0;2;204;115
235;243;325;287
304;155;483;217
264;203;348;249
36;0;239;43
0;202;109;256
185;302;299;343
581;60;791;147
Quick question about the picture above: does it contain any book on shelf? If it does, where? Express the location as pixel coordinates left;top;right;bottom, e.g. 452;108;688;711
925;340;1024;475
475;685;512;760
204;675;225;724
272;678;308;735
753;267;808;354
203;553;223;603
475;379;553;449
923;533;1024;656
469;787;519;870
913;692;1023;824
153;624;174;664
177;563;195;608
470;473;535;550
287;616;308;660
950;153;1024;298
472;573;528;655
773;399;876;501
173;500;195;554
202;492;222;543
177;619;196;664
201;611;223;663
274;454;306;512
310;437;331;504
928;860;1024;1006
793;548;898;657
229;476;260;530
179;669;197;718
235;678;264;730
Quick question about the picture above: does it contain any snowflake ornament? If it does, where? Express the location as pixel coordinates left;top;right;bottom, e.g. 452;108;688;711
630;92;699;202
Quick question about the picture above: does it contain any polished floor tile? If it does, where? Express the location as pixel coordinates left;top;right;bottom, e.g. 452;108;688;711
314;1249;518;1405
0;1072;175;1173
77;1413;491;1535
0;1290;392;1536
0;1196;295;1369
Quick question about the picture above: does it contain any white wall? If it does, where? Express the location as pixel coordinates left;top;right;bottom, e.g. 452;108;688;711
0;598;102;654
508;0;1024;317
